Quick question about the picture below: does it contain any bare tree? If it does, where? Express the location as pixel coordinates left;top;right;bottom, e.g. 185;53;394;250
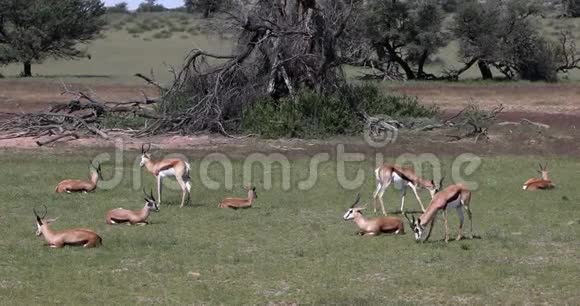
144;0;354;136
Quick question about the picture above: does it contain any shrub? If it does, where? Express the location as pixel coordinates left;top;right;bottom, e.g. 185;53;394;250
100;114;148;130
152;30;172;39
242;85;438;138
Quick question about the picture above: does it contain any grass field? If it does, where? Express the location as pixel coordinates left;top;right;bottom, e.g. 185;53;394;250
1;13;579;83
0;150;578;304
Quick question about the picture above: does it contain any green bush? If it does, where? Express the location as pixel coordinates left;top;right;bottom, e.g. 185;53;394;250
152;30;172;39
100;114;148;130
242;85;438;138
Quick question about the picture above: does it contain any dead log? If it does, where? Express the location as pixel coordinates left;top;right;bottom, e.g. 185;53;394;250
36;133;79;146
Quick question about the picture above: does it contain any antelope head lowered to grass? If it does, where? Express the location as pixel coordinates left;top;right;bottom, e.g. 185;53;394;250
343;194;405;236
34;205;102;248
218;187;258;209
405;177;473;243
55;162;102;193
523;163;555;191
140;143;191;208
106;189;159;225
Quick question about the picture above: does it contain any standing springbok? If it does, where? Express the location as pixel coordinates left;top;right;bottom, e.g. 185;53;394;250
405;178;472;243
343;194;405;236
218;187;258;209
140;144;191;208
55;162;102;193
106;189;159;225
523;163;555;190
373;163;438;215
34;205;102;248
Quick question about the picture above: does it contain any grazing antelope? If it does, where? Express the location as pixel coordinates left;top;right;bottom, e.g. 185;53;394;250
343;194;405;236
405;178;472;243
55;162;102;193
105;189;159;225
33;205;102;248
523;163;555;190
140;144;191;208
218;187;258;209
373;163;438;215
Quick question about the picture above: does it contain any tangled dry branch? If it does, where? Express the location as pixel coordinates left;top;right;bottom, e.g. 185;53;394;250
137;0;354;136
0;83;160;145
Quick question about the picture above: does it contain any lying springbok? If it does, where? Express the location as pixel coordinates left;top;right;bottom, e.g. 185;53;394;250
140;144;191;207
55;162;102;193
405;177;472;243
373;163;438;215
106;189;159;225
34;205;102;248
523;163;555;190
343;194;405;236
218;187;258;209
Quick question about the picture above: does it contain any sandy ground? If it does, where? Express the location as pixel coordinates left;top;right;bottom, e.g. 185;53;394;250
0;79;578;155
0;79;158;113
388;82;580;115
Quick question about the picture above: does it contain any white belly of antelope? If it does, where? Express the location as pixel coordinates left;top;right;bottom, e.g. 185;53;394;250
159;168;176;178
392;172;406;190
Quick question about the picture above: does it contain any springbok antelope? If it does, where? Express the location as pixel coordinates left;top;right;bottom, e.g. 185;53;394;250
55;162;102;193
218;187;258;209
105;189;159;225
523;163;555;190
34;205;102;248
373;163;438;215
405;178;472;243
343;194;405;236
140;144;191;208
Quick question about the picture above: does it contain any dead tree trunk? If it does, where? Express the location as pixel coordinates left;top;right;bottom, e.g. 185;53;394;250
145;0;354;135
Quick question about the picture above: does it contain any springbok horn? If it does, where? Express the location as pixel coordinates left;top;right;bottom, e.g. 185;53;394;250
141;144;145;154
404;212;413;224
350;193;361;208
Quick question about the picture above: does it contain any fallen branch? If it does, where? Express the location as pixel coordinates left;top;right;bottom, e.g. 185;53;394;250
134;73;165;91
36;132;79;146
498;118;550;129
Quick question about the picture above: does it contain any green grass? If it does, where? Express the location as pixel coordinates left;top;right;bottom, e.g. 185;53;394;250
0;150;578;304
0;12;233;84
2;13;580;84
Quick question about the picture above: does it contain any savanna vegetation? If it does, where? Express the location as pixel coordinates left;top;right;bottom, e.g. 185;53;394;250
0;1;579;304
0;152;578;304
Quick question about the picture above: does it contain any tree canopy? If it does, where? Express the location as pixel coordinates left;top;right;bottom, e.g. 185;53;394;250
0;0;106;77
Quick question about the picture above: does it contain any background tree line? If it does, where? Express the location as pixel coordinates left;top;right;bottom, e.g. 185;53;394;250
1;0;579;80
